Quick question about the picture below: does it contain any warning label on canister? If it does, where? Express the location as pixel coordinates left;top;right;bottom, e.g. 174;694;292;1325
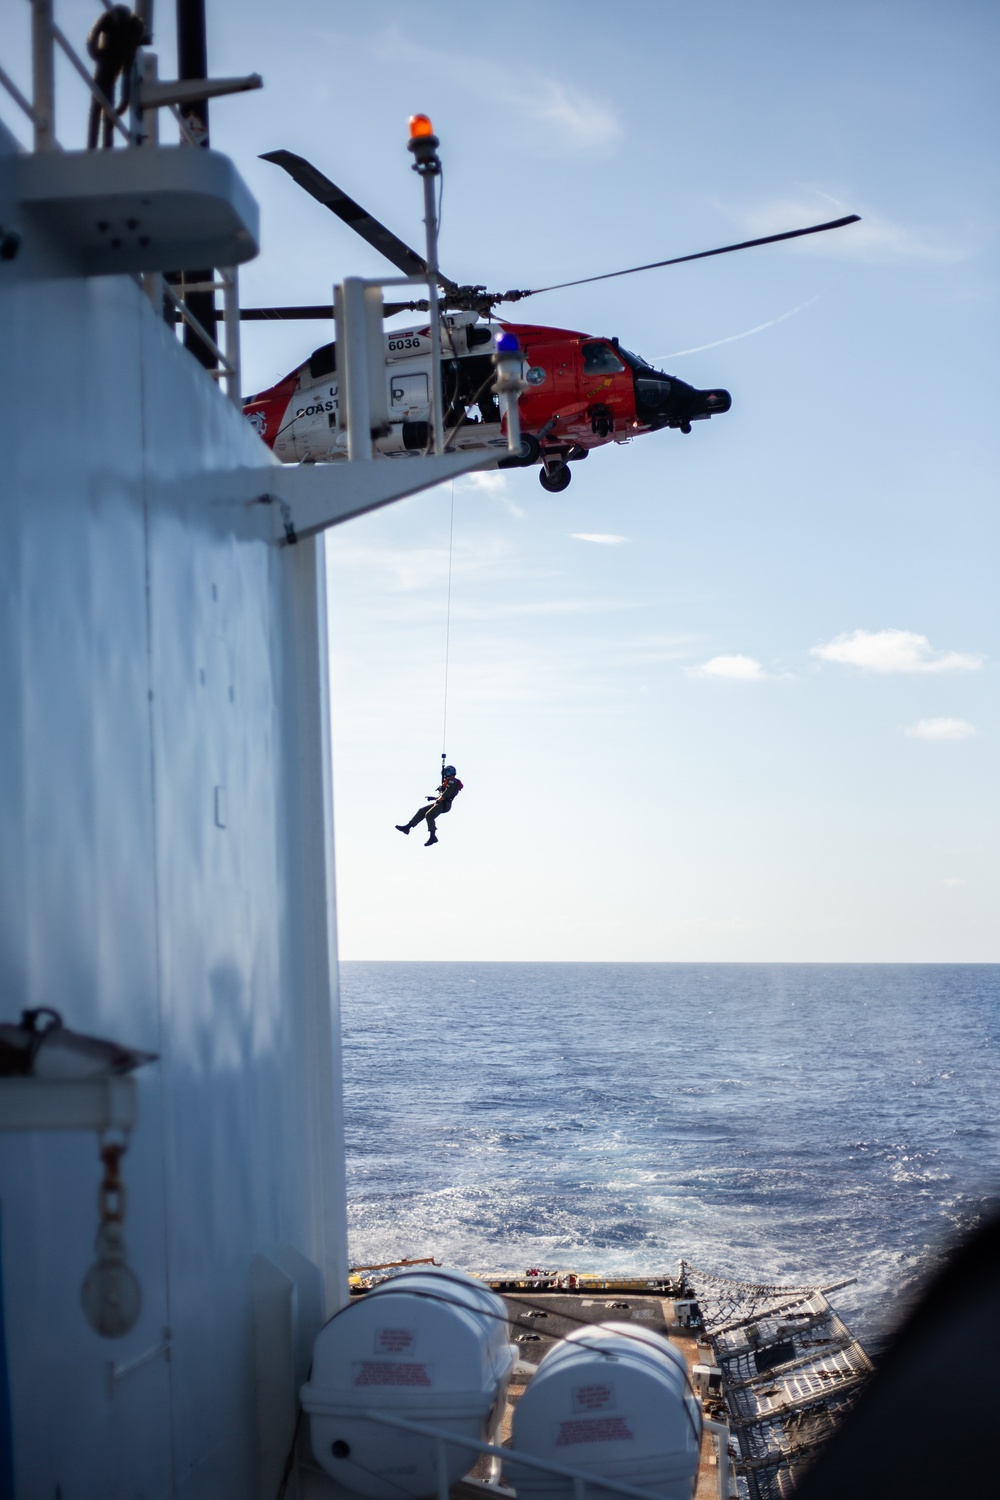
353;1361;433;1387
375;1326;416;1354
556;1417;634;1447
571;1383;616;1413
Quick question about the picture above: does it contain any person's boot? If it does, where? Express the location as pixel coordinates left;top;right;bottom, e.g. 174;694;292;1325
425;833;438;846
395;824;411;834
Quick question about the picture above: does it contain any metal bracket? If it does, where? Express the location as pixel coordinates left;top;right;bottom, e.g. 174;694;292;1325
136;74;262;111
261;450;496;542
107;1329;172;1398
253;493;298;545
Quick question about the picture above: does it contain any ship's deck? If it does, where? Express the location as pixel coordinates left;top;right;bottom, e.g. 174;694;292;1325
334;1269;872;1500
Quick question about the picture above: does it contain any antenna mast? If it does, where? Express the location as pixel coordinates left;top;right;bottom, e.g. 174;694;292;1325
407;116;445;457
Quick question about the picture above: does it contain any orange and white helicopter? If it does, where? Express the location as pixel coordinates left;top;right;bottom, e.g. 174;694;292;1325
242;138;858;492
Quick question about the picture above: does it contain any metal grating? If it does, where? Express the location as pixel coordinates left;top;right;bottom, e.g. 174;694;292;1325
683;1268;873;1500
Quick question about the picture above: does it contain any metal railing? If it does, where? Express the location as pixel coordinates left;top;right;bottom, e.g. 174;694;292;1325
348;1407;733;1500
0;0;131;152
162;269;242;402
0;0;245;405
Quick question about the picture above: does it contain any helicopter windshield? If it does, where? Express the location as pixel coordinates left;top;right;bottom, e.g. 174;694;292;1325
582;342;626;375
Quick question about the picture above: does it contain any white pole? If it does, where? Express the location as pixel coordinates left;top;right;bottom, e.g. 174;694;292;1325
408;121;446;457
704;1420;730;1500
138;54;163;311
435;1438;449;1500
31;0;56;151
221;267;242;407
421;170;445;456
339;277;373;462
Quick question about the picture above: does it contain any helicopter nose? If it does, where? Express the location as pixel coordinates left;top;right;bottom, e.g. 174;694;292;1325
699;389;731;414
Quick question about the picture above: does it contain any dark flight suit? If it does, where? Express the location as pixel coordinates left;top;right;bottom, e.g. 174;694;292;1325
401;776;463;841
86;6;147;149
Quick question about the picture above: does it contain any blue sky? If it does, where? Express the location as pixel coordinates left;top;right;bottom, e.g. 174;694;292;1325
8;0;996;958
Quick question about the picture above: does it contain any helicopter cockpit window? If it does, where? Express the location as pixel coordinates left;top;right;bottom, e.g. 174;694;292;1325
582;342;626;375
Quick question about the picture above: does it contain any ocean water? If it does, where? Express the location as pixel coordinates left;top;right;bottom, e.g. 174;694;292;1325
340;963;1000;1345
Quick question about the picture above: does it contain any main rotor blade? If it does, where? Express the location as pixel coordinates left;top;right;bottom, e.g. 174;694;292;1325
260;149;458;292
506;214;861;301
240;300;429;321
240;304;333;320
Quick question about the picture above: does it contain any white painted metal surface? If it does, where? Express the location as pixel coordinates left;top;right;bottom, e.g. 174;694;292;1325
15;144;260;274
0;112;345;1496
0;1078;137;1132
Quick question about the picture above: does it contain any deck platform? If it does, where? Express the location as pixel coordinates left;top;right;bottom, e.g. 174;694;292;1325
333;1267;872;1500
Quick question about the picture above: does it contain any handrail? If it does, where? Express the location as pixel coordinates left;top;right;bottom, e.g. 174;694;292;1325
355;1408;715;1500
350;1256;440;1274
160;272;242;405
31;0;56;149
161;279;233;373
167;100;201;147
6;0;245;401
219;266;242;404
0;62;39;126
17;0;126;151
703;1420;731;1500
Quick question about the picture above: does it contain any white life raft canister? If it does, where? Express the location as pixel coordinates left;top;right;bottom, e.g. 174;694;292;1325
300;1267;515;1497
510;1322;702;1500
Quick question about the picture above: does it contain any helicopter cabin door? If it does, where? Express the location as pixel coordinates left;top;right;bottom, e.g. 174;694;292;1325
390;372;429;421
518;333;579;432
578;340;632;437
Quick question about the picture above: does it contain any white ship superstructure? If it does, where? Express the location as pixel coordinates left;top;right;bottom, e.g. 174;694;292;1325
0;9;488;1494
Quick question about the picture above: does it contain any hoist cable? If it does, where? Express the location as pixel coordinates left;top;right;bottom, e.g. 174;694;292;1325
441;480;455;762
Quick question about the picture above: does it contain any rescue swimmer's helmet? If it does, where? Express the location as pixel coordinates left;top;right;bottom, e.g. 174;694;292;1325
443;765;457;777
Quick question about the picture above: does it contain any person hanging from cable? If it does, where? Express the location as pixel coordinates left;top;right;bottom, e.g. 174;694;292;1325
396;492;463;848
396;762;463;847
86;5;148;150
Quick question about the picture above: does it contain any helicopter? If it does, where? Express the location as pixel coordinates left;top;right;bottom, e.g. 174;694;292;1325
241;143;859;492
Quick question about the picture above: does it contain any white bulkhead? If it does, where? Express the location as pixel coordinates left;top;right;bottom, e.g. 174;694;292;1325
301;1267;516;1496
0;117;347;1493
510;1322;702;1500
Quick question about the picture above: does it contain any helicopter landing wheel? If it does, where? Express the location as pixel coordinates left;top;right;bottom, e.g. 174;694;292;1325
588;403;614;439
539;462;572;493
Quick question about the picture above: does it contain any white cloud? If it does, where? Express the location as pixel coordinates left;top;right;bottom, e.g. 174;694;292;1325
812;629;982;675
370;30;621;159
459;597;639;620
942;877;966;887
460;469;526;517
460;471;507;493
621;635;694;666
725;192;967;265
328;533;514;595
905;718;977;741
690;654;766;681
571;533;626;545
